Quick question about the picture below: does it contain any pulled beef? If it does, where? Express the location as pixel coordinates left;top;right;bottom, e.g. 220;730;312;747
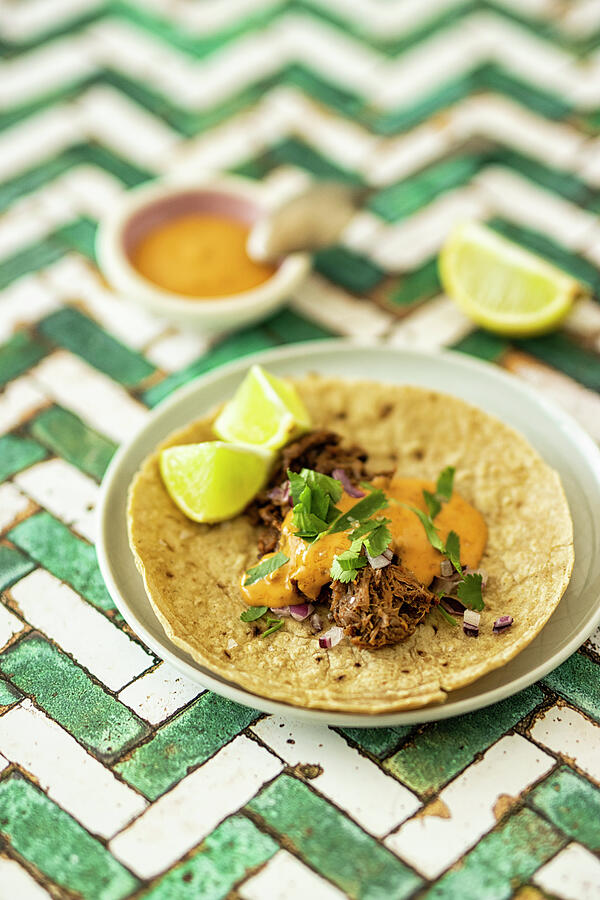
330;563;437;649
246;430;368;555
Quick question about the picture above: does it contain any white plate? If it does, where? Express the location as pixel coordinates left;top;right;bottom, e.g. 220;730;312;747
97;340;600;726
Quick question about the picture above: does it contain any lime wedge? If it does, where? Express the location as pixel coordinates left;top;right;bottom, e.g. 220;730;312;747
159;442;272;523
213;364;311;449
439;222;583;336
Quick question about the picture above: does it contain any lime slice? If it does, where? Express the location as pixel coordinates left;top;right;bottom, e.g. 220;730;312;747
439;222;583;336
213;364;311;449
159;441;272;523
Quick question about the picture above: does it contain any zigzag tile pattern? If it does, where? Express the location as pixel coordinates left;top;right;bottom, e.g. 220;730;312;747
1;2;600;898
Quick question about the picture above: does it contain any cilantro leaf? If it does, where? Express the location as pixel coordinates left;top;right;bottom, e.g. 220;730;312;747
300;468;343;503
243;552;289;586
363;522;392;558
456;572;484;611
326;490;389;535
436;466;455;501
407;505;446;553
423;489;441;519
445;530;461;574
288;470;308;507
240;606;268;622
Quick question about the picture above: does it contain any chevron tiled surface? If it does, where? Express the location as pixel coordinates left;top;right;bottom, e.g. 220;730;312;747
1;2;600;898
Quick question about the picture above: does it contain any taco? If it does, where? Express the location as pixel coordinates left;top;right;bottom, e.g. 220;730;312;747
127;374;573;713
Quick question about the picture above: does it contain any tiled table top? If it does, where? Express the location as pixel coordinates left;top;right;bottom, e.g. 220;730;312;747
1;2;600;898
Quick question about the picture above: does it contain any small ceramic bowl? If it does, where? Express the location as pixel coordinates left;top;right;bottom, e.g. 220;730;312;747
96;174;311;333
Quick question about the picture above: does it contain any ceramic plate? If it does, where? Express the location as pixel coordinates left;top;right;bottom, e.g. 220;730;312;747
97;341;600;726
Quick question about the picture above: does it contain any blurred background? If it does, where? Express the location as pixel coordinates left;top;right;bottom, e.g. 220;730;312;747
1;0;600;439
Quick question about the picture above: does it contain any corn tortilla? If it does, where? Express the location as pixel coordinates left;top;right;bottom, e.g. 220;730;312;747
127;375;574;713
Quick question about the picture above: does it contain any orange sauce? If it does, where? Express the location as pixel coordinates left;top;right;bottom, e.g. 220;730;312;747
241;477;487;607
130;214;276;298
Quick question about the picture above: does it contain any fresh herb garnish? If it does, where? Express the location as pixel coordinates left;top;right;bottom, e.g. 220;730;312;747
240;605;268;622
330;540;368;583
407;505;446;554
326;489;389;536
437;605;458;626
289;468;342;541
444;530;461;574
243;552;289;586
456;572;484;611
423;465;455;518
261;617;284;637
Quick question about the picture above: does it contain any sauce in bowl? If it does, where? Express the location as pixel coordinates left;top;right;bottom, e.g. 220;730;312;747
130;213;276;299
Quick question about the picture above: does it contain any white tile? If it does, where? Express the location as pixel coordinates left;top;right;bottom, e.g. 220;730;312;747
0;376;47;435
145;331;211;373
368;124;451;186
0;604;25;651
534;843;600;900
0;0;102;42
31;351;148;443
388;294;474;350
118;663;204;725
11;570;153;691
240;849;345;900
385;734;554;879
292;274;392;339
0;701;147;839
0;275;59;342
251;717;419;837
0;483;30;532
61;164;125;220
0;856;52;900
110;735;282;878
15;458;99;542
530;704;600;781
0;105;82;182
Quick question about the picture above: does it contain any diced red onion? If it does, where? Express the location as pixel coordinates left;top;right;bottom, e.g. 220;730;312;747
440;558;453;577
430;572;462;597
309;612;323;633
289;603;314;621
318;625;344;649
493;615;513;633
463;609;480;637
383;548;394;561
366;550;392;570
440;596;465;616
267;481;291;505
332;468;365;498
226;638;238;650
463;609;480;628
270;606;290;617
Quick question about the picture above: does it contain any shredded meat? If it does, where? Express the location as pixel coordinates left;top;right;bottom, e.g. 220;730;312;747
246;430;368;555
329;563;437;649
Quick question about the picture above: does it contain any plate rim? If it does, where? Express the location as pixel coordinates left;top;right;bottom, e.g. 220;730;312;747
97;338;600;726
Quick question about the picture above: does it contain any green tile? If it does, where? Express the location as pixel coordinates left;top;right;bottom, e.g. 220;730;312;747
0;678;21;708
452;329;509;362
269;137;362;185
248;775;422;900
425;807;565;900
338;725;414;759
115;693;259;800
487;148;589;204
144;814;278;899
543;652;600;723
369;155;483;223
0;776;139;900
0;239;65;291
528;766;600;850
314;246;385;293
284;63;364;120
0;332;47;387
0;434;46;482
480;63;573;119
38;307;155;387
264;308;334;343
28;405;117;481
374;72;477;134
0;546;35;591
0;634;148;757
489;219;600;294
387;258;441;308
516;332;600;393
0;152;77;214
384;685;543;795
75;143;151;188
142;328;277;407
8;512;113;611
55;217;98;261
